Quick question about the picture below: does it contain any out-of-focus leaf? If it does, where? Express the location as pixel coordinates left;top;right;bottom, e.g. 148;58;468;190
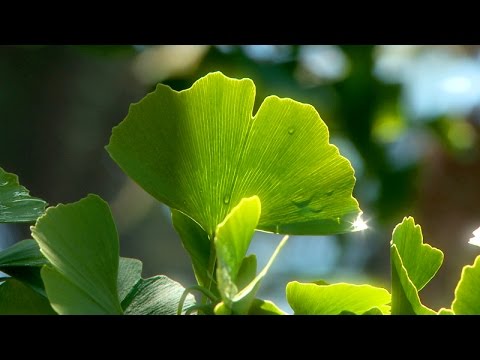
0;239;49;296
0;167;46;223
0;278;55;315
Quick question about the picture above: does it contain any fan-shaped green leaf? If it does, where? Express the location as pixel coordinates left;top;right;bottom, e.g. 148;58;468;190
390;217;440;315
31;194;123;315
391;217;443;291
0;167;46;223
107;72;360;236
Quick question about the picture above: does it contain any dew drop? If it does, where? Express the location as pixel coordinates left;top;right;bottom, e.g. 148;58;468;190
292;194;313;208
326;190;334;196
223;195;230;204
309;205;325;213
288;127;295;135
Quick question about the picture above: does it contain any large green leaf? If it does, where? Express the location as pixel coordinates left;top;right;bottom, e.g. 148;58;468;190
118;257;195;315
390;217;439;315
286;281;391;315
0;239;49;295
215;196;260;304
391;217;443;291
31;194;123;315
452;255;480;314
107;71;360;236
0;278;55;315
0;167;47;223
171;209;211;288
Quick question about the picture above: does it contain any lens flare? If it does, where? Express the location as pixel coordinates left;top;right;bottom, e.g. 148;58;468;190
468;227;480;247
351;214;369;232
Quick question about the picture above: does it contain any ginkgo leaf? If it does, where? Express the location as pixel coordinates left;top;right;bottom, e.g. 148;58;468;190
107;72;361;236
0;278;55;315
391;217;443;291
452;255;480;314
0;239;49;296
286;281;391;315
31;194;123;315
171;209;211;288
118;257;195;315
390;217;440;315
0;167;46;223
390;245;436;315
214;195;289;314
214;196;260;304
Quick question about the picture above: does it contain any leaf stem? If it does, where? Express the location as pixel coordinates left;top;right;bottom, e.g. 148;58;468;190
206;233;217;294
177;285;218;315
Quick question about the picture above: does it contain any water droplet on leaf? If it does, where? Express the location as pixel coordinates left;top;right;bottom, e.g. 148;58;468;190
288;127;295;135
309;205;325;213
326;190;334;196
292;194;313;208
223;195;230;204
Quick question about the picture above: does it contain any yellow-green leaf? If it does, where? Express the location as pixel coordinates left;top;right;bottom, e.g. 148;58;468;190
286;281;391;315
452;255;480;314
107;72;360;236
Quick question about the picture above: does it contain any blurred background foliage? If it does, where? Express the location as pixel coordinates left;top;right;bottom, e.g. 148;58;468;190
1;45;480;312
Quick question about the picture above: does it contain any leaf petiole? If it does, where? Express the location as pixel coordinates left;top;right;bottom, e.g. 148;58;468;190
177;285;219;315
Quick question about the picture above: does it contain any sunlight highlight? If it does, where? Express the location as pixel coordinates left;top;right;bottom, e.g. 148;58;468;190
351;213;369;232
468;227;480;247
